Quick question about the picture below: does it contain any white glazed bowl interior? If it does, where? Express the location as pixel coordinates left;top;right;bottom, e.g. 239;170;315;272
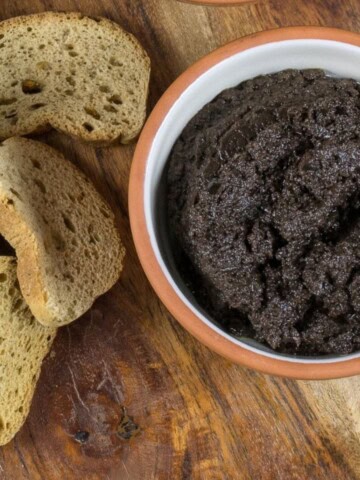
145;39;360;364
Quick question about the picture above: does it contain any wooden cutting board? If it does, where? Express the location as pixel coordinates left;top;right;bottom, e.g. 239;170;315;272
0;0;359;479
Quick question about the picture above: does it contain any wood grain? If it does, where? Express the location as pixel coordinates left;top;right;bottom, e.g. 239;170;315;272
0;0;359;479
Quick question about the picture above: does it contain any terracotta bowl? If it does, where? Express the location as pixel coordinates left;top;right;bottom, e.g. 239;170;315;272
178;0;255;5
129;27;360;379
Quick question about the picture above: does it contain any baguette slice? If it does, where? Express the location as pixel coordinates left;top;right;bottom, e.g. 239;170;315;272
0;137;125;327
0;256;56;446
0;12;150;144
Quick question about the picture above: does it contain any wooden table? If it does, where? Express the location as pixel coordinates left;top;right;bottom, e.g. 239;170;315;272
0;0;359;479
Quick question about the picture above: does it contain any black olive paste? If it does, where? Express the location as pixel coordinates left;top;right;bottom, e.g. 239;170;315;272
167;69;360;355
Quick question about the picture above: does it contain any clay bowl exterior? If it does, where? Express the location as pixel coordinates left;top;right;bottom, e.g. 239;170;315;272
129;27;360;379
178;0;255;5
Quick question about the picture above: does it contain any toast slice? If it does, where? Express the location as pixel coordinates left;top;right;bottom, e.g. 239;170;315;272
0;256;56;446
0;12;150;144
0;137;125;327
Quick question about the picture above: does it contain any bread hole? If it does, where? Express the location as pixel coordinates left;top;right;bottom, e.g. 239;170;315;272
30;103;47;110
9;188;22;200
63;214;76;233
0;98;16;106
0;274;6;283
33;178;46;194
4;109;17;119
62;26;70;39
0;44;4;49
0;34;4;40
52;231;66;251
84;107;100;120
65;44;74;50
0;337;4;345
109;57;123;67
27;27;32;32
22;79;43;94
17;367;22;376
46;335;52;342
63;273;74;283
39;44;45;50
31;158;41;169
18;406;23;413
71;237;78;247
8;287;14;296
12;298;23;312
99;85;110;93
104;104;117;113
89;231;100;244
37;61;52;71
127;89;134;95
66;76;75;86
5;198;14;206
83;122;94;132
100;207;111;218
65;90;74;96
69;51;79;57
11;81;18;87
108;95;122;105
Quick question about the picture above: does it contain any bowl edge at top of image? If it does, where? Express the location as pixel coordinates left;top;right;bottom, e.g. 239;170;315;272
177;0;256;5
129;27;360;380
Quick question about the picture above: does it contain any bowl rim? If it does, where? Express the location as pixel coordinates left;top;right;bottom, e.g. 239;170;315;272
129;26;360;379
178;0;255;5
